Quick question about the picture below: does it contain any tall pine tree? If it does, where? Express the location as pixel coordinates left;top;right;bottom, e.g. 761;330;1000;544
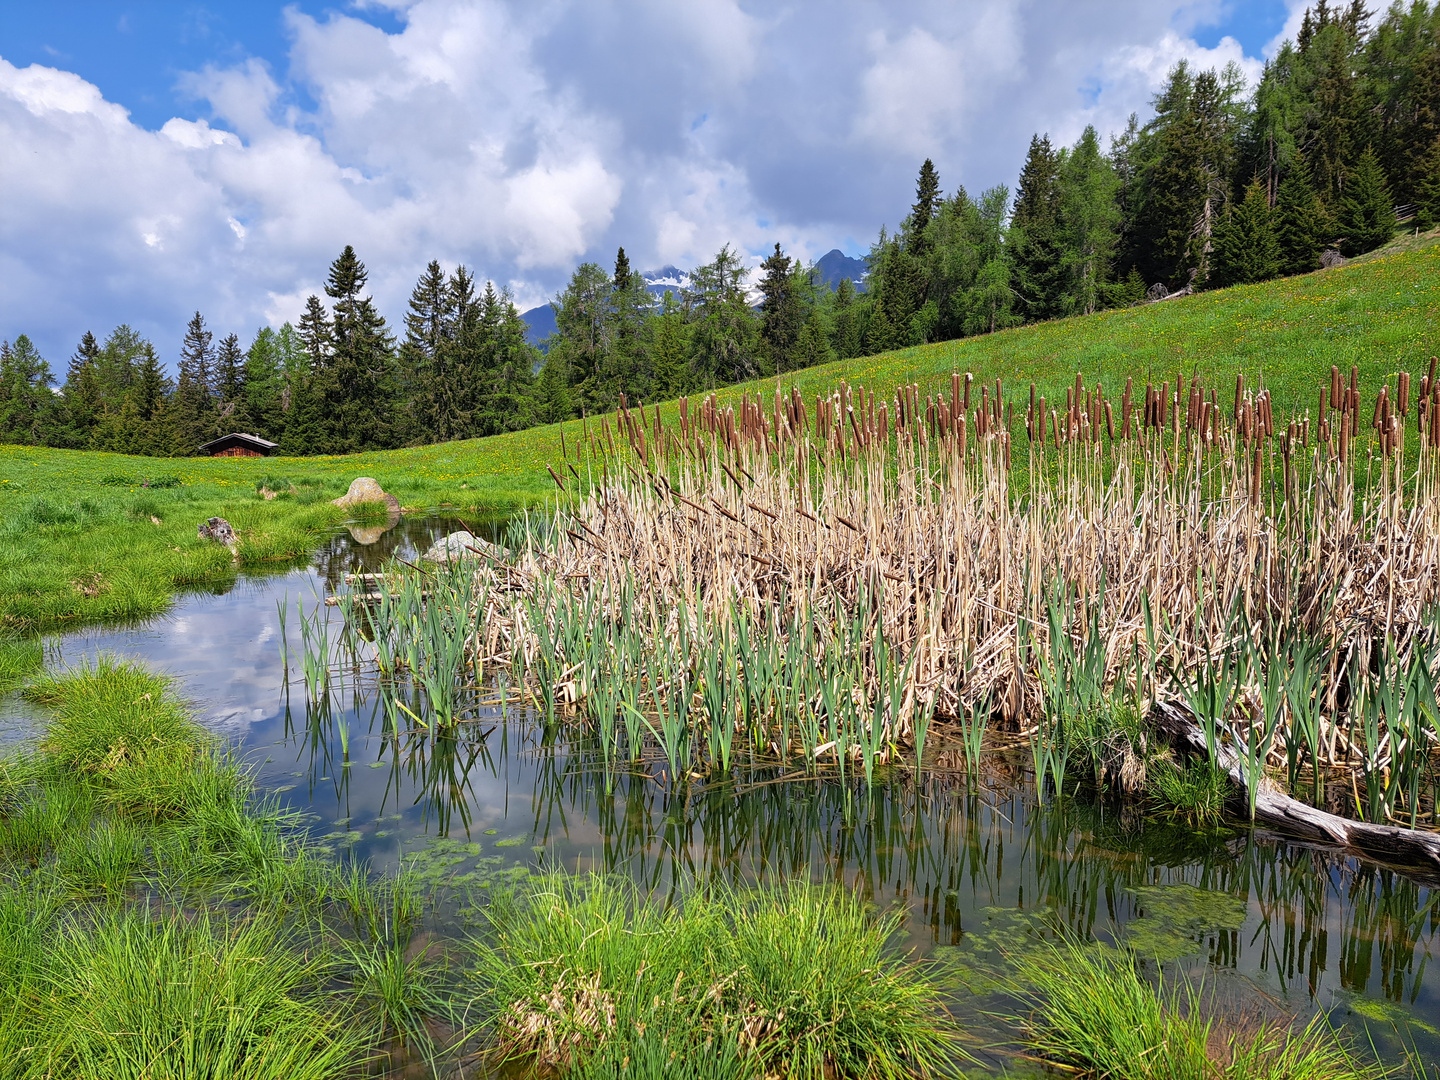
758;243;802;374
1210;181;1281;287
214;332;249;433
174;311;214;454
0;336;55;446
1338;145;1394;254
1011;134;1065;318
318;246;394;453
1274;153;1332;274
55;331;102;449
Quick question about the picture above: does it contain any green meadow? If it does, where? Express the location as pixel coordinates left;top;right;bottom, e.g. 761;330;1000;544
1;235;1435;632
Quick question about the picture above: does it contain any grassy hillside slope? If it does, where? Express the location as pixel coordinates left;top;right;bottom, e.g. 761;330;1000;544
1;236;1435;631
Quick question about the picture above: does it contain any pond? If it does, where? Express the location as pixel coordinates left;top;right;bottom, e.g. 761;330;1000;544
3;512;1438;1073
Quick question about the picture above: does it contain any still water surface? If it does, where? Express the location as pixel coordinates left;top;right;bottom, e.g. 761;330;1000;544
3;515;1438;1069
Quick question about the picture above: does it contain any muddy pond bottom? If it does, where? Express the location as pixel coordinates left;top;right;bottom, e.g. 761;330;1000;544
2;513;1438;1072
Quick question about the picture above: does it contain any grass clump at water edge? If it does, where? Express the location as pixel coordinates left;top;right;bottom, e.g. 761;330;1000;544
0;657;451;1079
1011;939;1385;1080
467;871;960;1078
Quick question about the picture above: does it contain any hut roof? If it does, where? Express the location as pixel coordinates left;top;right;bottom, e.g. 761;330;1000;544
198;432;279;455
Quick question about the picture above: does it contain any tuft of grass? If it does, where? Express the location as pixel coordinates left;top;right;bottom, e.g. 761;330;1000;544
1012;939;1384;1080
468;872;958;1079
1148;756;1231;827
31;910;364;1080
21;657;243;821
0;634;43;691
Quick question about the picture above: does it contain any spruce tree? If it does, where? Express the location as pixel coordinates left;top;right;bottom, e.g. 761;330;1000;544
401;260;461;442
281;371;325;456
320;246;394;452
298;296;333;371
243;328;287;442
863;290;898;354
1403;46;1440;210
214;332;249;433
649;293;689;397
1210;181;1281;287
758;243;802;374
1414;136;1440;231
1339;146;1394;255
831;278;862;359
532;352;572;426
474;284;537;436
908;159;941;251
131;343;176;456
684;245;759;386
605;249;651;403
1274;154;1332;274
56;331;102;449
1011;134;1065;319
550;262;612;413
1055;125;1120;316
792;314;834;370
0;336;54;446
1308;21;1360;203
174;311;215;453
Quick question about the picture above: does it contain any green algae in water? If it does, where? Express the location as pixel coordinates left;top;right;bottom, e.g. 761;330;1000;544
1344;994;1440;1035
931;905;1062;995
493;836;527;847
1121;884;1248;961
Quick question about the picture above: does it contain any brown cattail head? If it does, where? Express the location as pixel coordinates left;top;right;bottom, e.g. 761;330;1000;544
1331;365;1341;409
1235;373;1244;419
1399;371;1411;415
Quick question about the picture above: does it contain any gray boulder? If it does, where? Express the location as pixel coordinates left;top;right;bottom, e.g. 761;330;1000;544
421;530;509;563
422;531;477;563
333;477;401;514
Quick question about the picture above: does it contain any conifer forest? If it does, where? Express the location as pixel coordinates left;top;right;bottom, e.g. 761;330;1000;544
1;0;1438;460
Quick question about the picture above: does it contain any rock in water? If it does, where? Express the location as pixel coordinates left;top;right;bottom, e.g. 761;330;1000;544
198;517;236;545
422;531;478;563
333;477;401;514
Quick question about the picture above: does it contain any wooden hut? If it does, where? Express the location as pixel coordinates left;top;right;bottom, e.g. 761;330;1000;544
198;433;279;458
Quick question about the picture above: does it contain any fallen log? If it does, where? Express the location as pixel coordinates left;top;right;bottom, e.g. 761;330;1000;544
1151;700;1440;883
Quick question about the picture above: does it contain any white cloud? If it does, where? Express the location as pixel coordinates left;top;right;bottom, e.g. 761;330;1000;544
0;0;1297;367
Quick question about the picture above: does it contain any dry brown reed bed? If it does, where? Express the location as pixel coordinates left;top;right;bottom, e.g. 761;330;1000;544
344;361;1440;839
525;367;1438;716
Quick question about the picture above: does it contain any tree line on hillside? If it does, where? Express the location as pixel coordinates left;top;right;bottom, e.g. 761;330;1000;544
1;0;1436;456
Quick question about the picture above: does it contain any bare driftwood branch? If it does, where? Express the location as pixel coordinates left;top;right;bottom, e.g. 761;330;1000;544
1152;699;1440;882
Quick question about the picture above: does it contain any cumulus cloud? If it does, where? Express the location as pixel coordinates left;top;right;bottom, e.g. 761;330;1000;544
0;0;1290;367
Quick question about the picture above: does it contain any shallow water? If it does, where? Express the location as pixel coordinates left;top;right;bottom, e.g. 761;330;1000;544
3;513;1439;1071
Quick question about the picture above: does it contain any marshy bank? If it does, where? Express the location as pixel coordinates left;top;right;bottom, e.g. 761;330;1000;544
0;656;1422;1079
12;357;1440;1072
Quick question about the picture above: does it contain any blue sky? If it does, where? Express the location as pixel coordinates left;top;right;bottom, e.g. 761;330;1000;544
1;1;1315;369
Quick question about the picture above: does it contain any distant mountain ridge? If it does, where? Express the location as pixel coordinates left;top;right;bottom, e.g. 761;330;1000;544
520;250;866;348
